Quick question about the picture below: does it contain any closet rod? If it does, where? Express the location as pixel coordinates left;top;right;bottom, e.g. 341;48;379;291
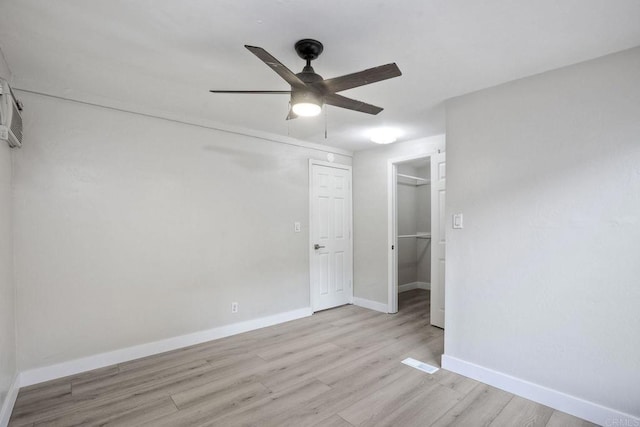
396;173;430;183
398;233;431;239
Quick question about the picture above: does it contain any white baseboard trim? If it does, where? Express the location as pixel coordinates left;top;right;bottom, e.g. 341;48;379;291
398;281;431;293
20;307;312;387
353;297;388;313
0;373;20;427
442;355;639;426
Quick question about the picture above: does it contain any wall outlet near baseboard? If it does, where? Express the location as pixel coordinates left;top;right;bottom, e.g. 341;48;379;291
231;302;238;313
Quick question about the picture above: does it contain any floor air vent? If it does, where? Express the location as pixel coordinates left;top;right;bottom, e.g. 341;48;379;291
401;358;439;374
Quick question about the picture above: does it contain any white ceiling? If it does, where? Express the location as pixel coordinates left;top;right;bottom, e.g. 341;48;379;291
1;1;639;152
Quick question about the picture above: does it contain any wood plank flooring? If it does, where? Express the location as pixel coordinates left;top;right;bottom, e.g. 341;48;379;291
9;290;596;426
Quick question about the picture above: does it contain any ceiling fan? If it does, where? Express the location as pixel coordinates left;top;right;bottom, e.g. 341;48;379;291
210;39;402;119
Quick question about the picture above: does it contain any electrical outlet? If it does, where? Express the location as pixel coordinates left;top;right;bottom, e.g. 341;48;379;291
231;302;238;313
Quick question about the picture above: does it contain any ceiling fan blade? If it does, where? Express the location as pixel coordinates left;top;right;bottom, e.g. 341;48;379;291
315;63;401;93
324;93;383;115
209;90;291;94
245;45;308;90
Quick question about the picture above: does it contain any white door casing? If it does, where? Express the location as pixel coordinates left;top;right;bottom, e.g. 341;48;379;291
309;160;353;312
430;152;446;328
388;162;399;314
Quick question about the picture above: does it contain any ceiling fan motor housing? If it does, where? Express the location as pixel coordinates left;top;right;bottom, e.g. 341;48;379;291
296;67;323;85
295;39;324;87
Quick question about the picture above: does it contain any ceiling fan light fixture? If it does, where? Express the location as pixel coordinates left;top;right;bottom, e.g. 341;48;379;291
292;102;322;117
291;91;323;117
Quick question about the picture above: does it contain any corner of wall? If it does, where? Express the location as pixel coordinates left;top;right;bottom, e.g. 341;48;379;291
0;373;20;427
0;45;13;84
0;44;18;427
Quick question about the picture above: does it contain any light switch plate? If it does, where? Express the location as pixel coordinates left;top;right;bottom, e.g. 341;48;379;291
294;222;301;232
453;213;463;229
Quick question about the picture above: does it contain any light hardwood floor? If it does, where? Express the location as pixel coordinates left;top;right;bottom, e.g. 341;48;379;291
9;290;596;426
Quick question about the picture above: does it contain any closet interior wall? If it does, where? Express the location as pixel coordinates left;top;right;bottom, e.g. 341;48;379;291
397;163;431;292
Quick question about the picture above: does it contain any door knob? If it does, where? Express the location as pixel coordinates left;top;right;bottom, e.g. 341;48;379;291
314;244;325;250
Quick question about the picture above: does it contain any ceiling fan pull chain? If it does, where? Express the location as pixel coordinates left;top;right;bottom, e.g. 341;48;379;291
288;101;291;136
324;107;328;139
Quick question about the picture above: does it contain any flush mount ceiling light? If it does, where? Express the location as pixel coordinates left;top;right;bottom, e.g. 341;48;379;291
369;127;401;144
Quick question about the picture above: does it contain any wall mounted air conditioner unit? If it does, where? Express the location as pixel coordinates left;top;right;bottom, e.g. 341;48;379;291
0;79;23;148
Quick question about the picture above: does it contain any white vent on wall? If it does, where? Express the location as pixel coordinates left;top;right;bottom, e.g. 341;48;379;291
0;79;23;148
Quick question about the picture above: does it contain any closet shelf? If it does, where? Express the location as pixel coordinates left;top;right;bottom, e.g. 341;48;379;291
397;173;431;185
398;233;431;239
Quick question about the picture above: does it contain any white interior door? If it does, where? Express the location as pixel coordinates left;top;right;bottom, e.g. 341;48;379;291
310;162;353;312
430;152;446;328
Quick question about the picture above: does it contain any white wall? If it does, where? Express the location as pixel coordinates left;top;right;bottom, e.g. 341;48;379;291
13;92;351;371
445;47;640;418
0;47;17;420
353;135;444;304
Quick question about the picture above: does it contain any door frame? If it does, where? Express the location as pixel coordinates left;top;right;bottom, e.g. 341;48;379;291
309;159;354;312
387;152;437;313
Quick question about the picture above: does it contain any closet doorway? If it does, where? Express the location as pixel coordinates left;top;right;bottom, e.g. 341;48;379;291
387;152;446;328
